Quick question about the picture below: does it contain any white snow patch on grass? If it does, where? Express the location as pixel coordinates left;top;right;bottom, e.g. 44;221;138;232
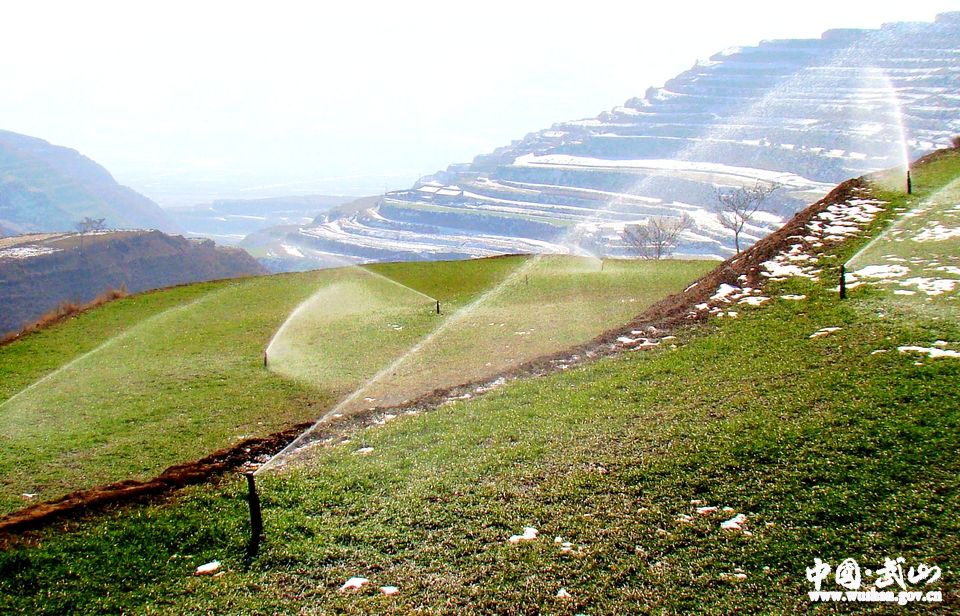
810;327;841;339
913;224;960;242
853;264;910;279
901;277;957;296
898;346;960;359
195;561;221;576
509;527;539;543
720;513;747;531
340;577;369;591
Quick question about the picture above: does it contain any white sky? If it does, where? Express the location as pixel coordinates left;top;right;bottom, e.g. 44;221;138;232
1;1;957;203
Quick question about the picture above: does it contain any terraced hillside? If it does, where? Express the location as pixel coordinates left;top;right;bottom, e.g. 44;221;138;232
269;13;960;269
1;152;957;614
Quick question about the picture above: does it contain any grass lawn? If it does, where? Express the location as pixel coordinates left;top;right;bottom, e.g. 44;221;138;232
0;256;705;514
1;153;958;614
1;253;956;614
0;156;957;612
845;154;960;313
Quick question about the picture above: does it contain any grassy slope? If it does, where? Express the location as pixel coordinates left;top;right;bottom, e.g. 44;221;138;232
0;256;705;514
0;157;958;613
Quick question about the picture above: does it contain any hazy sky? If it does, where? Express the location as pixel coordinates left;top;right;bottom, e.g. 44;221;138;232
2;1;957;204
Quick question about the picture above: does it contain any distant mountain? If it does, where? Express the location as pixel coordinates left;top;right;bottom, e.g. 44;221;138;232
274;12;960;267
0;230;266;336
0;130;179;237
165;194;353;245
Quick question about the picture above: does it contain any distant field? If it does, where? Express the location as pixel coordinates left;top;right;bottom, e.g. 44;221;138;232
0;255;708;514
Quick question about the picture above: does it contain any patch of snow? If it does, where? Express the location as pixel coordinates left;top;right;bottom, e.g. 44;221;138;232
280;244;304;258
354;447;374;455
781;294;806;301
810;327;842;339
902;277;957;296
914;224;960;242
195;561;221;576
0;245;63;260
854;264;910;279
711;284;740;301
898;346;960;359
509;527;539;543
721;513;747;531
380;586;400;596
340;577;369;591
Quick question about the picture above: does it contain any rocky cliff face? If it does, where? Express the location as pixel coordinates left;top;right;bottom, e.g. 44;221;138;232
0;231;266;335
274;12;960;267
0;130;179;237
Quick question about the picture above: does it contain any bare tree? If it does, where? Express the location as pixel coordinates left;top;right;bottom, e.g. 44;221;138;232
715;181;780;254
622;214;692;260
951;135;960;149
75;217;106;254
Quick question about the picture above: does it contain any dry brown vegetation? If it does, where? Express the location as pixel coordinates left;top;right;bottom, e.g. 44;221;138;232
0;286;128;346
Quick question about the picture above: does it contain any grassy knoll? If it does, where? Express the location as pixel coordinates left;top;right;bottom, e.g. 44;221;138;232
0;255;703;514
286;256;711;419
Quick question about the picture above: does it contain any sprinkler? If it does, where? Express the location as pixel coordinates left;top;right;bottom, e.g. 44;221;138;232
839;264;847;300
244;472;264;558
436;300;441;315
263;351;268;368
906;169;912;195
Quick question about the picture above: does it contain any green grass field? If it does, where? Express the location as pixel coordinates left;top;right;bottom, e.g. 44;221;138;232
0;153;958;614
846;163;960;312
0;256;708;514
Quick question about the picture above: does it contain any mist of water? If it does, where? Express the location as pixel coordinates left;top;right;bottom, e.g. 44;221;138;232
256;255;540;474
0;289;227;412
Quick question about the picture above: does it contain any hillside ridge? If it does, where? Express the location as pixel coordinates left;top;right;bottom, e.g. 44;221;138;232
0;230;266;337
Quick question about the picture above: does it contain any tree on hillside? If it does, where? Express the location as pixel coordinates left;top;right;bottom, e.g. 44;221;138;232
714;181;780;254
75;217;106;255
622;214;692;260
